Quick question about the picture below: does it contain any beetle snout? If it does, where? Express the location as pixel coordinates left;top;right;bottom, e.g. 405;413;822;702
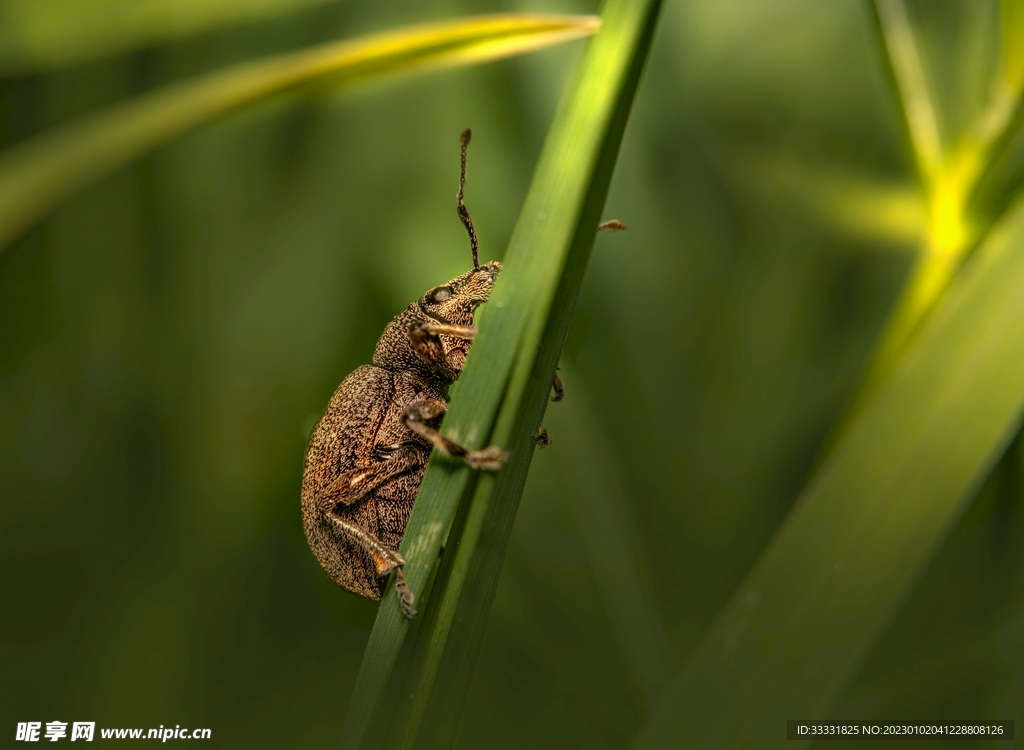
477;261;501;287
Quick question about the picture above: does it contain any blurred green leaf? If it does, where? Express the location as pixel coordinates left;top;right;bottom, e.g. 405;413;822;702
859;0;969;407
872;0;944;181
966;1;1024;222
0;0;338;74
0;13;599;253
837;0;1024;433
1002;0;1024;91
554;362;672;709
822;428;1024;736
726;148;925;245
631;191;1024;748
340;1;662;748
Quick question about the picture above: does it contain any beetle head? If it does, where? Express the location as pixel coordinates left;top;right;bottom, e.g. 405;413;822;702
416;128;501;326
371;129;501;378
417;261;500;327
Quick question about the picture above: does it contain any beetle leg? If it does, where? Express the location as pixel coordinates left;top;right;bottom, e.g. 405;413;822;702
417;320;476;339
409;324;442;364
394;568;417;618
324;511;418;617
550;372;564;402
324;512;404;574
314;445;422;510
597;219;626;232
408;321;478;381
403;399;506;470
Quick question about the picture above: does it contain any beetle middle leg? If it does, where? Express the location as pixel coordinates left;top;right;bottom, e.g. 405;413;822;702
550;371;564;402
403;399;506;470
314;445;423;508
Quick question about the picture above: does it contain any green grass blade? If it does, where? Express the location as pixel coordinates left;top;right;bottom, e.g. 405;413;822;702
340;1;661;748
339;465;474;750
0;0;337;74
399;3;663;748
630;193;1024;749
0;13;599;253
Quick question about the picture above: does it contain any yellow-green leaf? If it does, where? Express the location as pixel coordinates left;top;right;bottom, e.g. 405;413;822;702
0;0;338;74
0;13;599;253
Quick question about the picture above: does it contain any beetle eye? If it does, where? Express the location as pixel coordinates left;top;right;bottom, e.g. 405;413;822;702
428;287;452;304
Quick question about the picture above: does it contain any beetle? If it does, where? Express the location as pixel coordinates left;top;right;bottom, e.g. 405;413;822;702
301;129;504;618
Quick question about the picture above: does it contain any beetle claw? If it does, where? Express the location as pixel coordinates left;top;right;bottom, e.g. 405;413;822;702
395;568;417;618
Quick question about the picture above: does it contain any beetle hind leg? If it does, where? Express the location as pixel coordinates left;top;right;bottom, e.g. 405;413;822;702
325;512;404;575
394;568;417;618
325;511;417;618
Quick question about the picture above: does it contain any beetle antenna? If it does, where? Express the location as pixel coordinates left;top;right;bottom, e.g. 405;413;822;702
458;129;480;270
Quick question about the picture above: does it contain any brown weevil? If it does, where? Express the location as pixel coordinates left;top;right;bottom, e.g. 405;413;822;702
301;130;504;618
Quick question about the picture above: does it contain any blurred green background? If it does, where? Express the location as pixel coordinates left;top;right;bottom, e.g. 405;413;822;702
2;0;1022;747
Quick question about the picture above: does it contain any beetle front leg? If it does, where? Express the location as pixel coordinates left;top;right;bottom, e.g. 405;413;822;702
408;321;477;380
417;320;476;339
403;399;506;470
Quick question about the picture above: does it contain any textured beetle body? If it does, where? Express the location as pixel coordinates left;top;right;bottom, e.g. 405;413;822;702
301;366;433;598
301;261;501;604
300;130;613;615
